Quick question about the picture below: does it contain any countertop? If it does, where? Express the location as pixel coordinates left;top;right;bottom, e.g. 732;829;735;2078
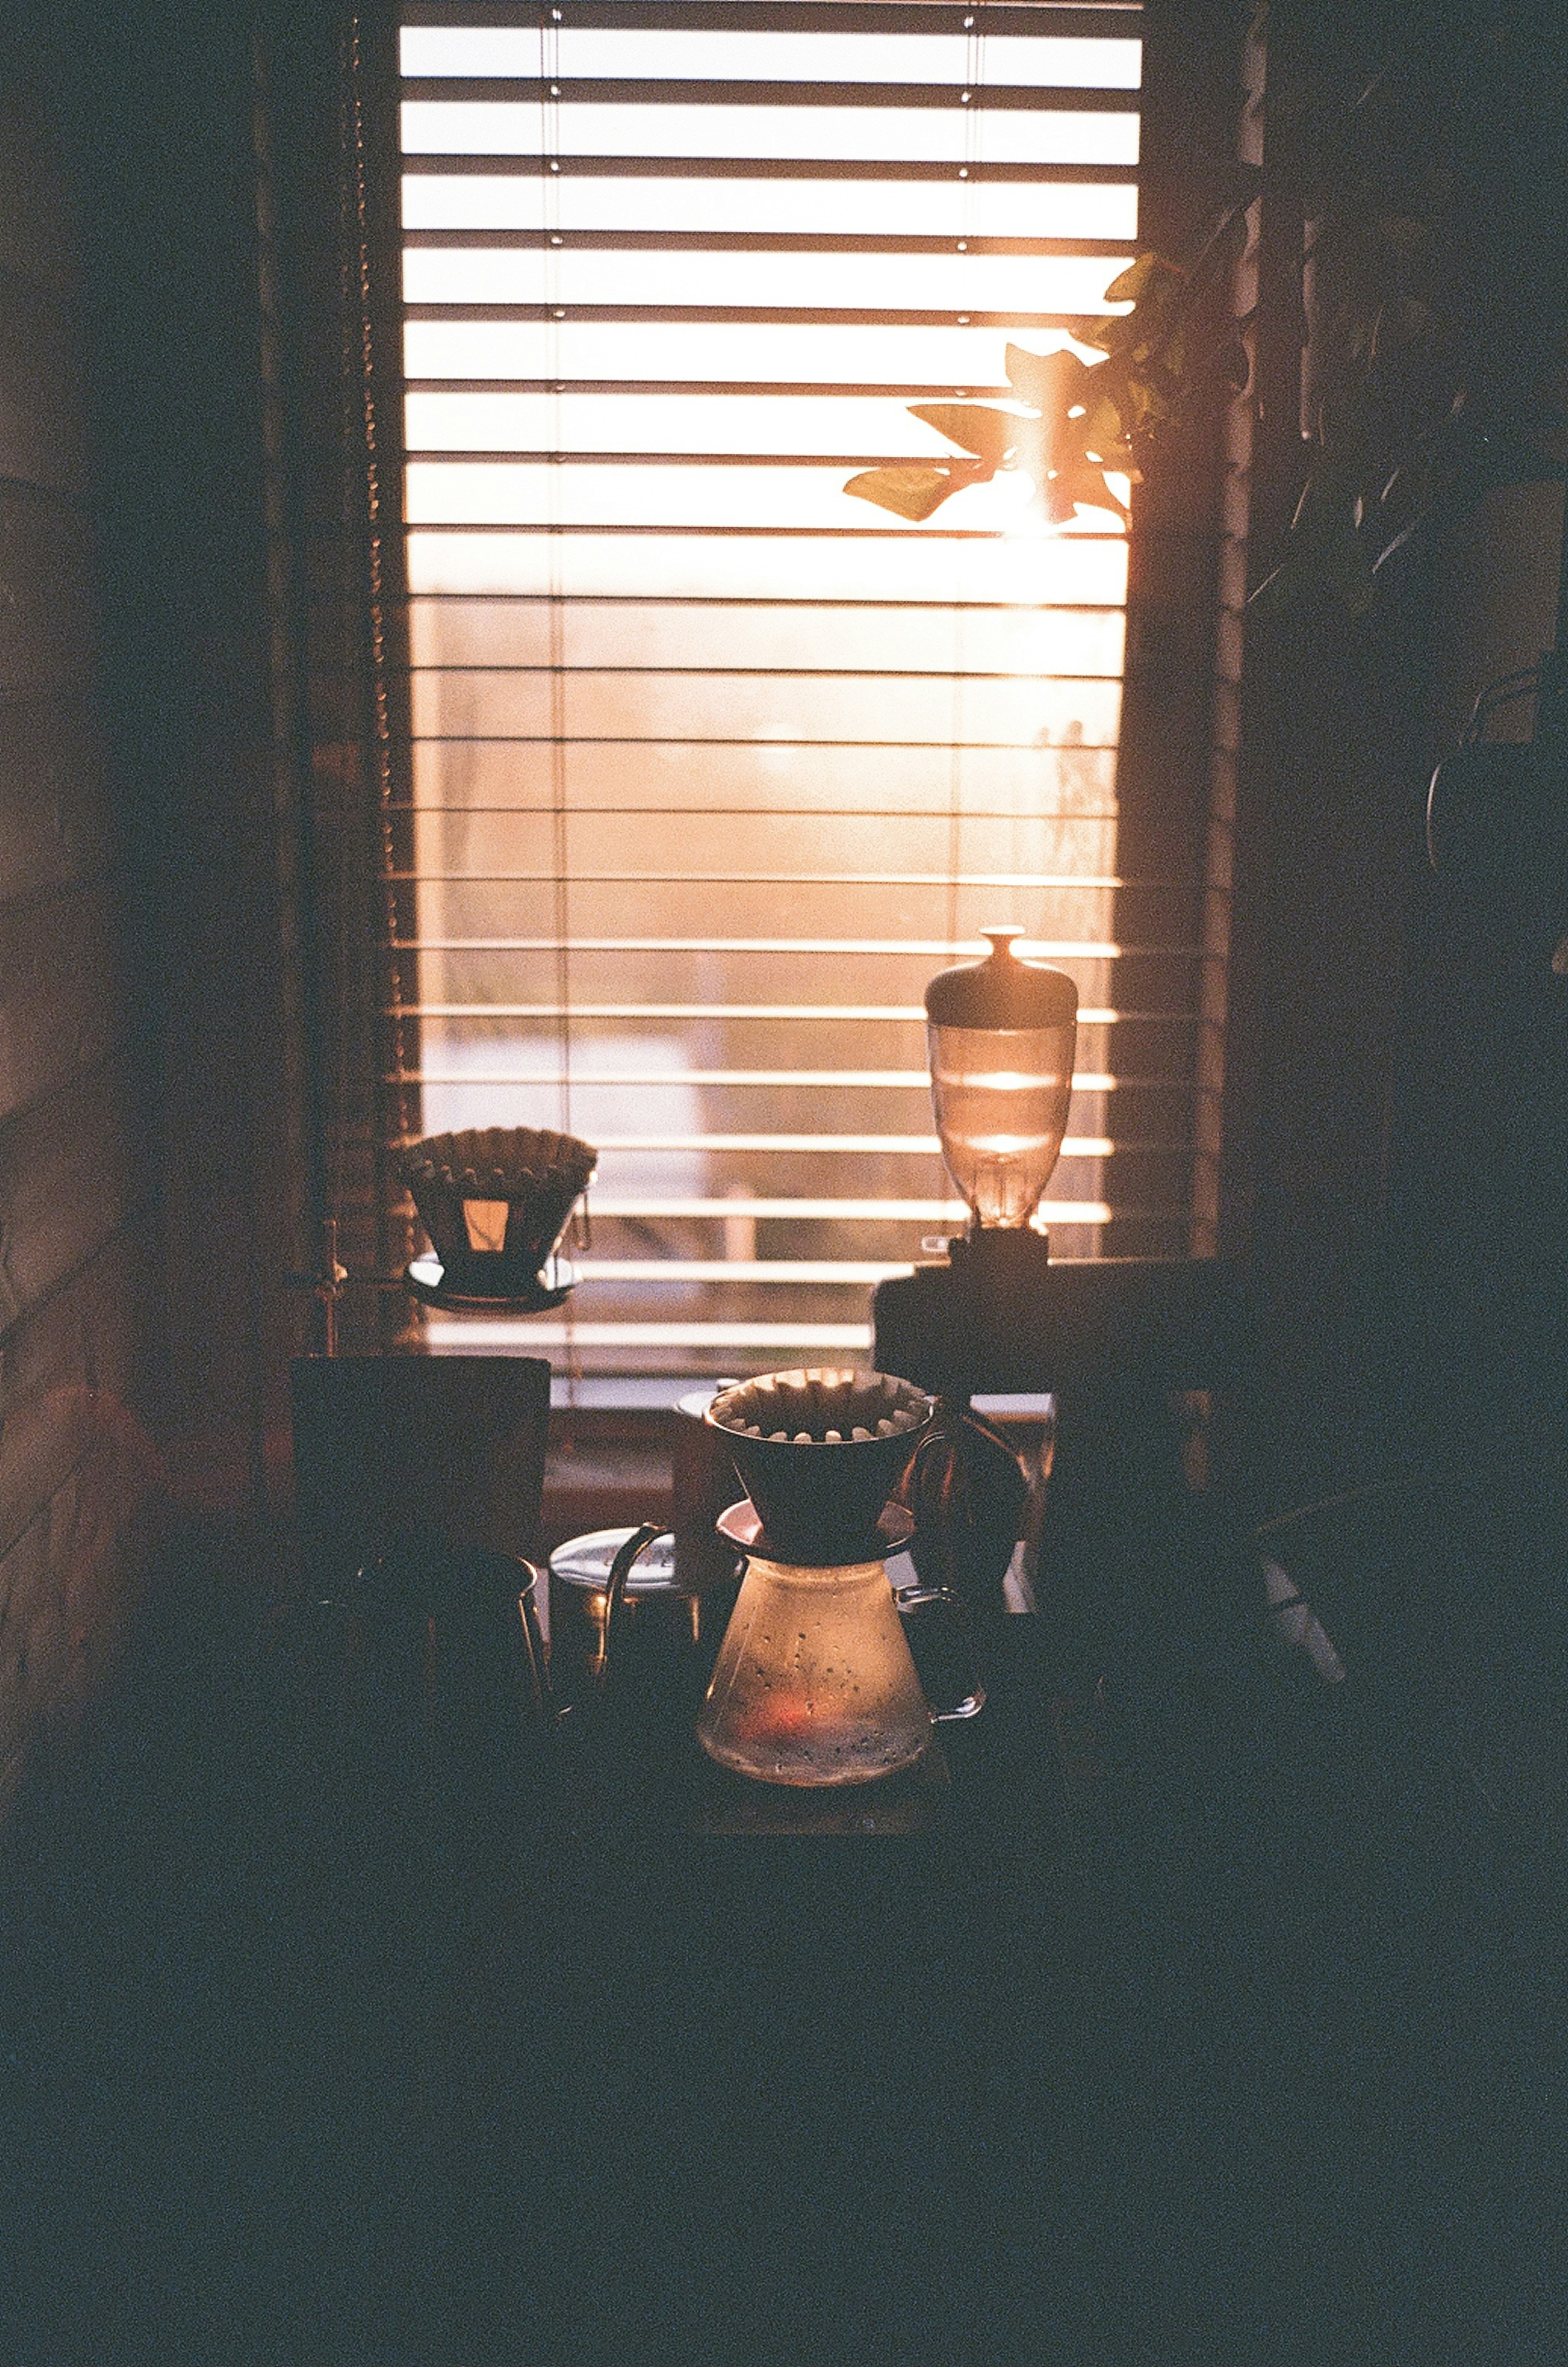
1;1481;1557;2366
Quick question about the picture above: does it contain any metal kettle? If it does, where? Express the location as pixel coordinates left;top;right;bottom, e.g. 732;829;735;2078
543;1385;747;1717
300;1539;555;1785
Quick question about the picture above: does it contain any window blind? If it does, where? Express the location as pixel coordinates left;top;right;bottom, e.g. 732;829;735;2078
393;0;1194;1377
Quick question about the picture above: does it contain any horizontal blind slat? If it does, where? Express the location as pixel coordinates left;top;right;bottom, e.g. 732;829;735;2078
395;1066;1128;1086
403;592;1127;664
404;532;1128;600
404;458;1127;532
401;5;1140;36
402;394;1104;459
406;82;1140;114
402;30;1141;86
401;178;1137;234
401;155;1141;185
402;247;1131;308
390;934;1136;956
401;100;1140;165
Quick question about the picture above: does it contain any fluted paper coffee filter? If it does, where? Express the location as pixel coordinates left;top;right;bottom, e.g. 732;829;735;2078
711;1368;929;1444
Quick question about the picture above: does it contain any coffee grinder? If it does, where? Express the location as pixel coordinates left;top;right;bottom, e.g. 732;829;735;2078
873;930;1238;1699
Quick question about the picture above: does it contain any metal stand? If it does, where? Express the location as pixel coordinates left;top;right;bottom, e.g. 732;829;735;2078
403;1253;576;1313
287;1243;580;1340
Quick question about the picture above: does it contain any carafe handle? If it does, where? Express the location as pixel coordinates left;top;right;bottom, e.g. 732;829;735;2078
894;1582;986;1721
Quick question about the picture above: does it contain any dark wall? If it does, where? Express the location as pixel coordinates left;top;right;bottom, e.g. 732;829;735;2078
76;0;308;1504
0;0;361;1799
0;53;168;1806
0;0;381;1522
1219;1;1568;1514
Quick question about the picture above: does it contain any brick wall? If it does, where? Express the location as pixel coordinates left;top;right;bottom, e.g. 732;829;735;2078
0;82;162;1815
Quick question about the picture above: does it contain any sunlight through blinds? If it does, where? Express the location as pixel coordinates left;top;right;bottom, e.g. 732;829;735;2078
394;0;1187;1375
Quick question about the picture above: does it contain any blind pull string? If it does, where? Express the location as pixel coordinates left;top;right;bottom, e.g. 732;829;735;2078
347;7;411;1315
541;5;581;1390
948;7;987;957
254;35;341;1363
541;5;569;1150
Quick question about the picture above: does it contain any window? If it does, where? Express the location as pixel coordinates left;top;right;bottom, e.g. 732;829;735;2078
392;1;1200;1383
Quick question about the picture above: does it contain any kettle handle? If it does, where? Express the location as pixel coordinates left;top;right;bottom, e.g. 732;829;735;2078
595;1522;672;1690
514;1557;556;1718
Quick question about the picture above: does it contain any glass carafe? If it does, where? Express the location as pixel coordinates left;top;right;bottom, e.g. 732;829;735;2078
697;1553;933;1788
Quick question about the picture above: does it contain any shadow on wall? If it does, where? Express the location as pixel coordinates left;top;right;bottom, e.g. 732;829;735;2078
0;1387;164;1819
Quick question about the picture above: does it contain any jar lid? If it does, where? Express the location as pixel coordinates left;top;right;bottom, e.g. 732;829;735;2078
548;1525;679;1594
924;927;1078;1029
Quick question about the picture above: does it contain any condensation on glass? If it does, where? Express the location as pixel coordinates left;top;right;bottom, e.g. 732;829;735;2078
696;1553;934;1788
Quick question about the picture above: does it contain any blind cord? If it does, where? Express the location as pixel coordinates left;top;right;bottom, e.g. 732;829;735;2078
541;2;581;1392
346;6;412;1303
948;5;988;958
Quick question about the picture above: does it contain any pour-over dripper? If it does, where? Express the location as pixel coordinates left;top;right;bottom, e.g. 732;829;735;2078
705;1368;933;1564
399;1126;597;1306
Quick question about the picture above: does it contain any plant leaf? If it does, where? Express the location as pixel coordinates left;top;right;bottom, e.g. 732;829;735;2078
1035;452;1130;526
1004;343;1096;412
1122;373;1169;428
1370;508;1433;573
843;465;969;522
907;403;1020;467
1086;252;1190;365
1079;393;1137;470
1082;393;1126;444
998;345;1132;523
1252;463;1377;617
1084;312;1135;359
1103;252;1187;307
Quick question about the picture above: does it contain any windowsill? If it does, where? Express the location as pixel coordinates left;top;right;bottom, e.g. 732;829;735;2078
548;1375;719;1411
539;1402;682;1554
